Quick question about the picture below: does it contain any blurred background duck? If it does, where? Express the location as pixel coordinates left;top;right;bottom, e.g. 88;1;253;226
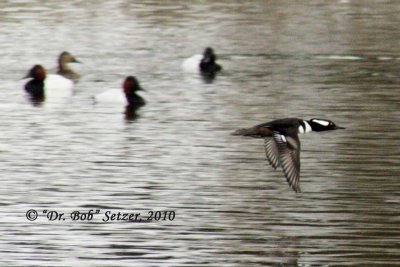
182;47;222;75
56;51;81;82
94;76;145;107
23;64;74;104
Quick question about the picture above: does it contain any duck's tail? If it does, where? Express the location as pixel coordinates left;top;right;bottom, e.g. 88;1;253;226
231;127;258;136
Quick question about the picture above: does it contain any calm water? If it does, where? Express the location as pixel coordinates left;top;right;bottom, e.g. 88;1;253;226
0;1;399;266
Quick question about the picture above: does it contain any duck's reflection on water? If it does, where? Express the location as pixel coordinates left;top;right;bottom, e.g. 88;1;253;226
124;103;144;122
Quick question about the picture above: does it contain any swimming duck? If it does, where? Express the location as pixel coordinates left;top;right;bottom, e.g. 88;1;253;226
24;64;74;102
182;47;222;75
94;76;145;106
57;51;80;81
232;118;345;192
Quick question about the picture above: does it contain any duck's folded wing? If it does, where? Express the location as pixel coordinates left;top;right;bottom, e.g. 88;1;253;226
264;137;280;170
273;132;301;193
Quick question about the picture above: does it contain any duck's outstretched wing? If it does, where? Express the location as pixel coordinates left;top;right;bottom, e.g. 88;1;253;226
272;132;301;193
264;137;280;170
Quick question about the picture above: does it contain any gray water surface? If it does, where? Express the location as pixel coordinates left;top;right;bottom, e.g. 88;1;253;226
0;1;399;266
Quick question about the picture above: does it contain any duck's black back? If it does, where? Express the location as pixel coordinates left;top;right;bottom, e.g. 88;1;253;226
259;118;303;137
261;118;301;129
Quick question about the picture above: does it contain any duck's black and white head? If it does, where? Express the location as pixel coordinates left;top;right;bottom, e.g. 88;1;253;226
307;118;345;132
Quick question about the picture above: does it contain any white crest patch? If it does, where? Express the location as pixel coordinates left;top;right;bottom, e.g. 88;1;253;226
313;119;330;126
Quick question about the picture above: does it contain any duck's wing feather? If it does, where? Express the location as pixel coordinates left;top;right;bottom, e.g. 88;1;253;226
264;137;280;170
272;131;301;193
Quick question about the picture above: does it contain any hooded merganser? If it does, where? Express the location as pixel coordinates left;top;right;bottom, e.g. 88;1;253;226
232;118;345;193
24;64;74;103
182;47;222;75
94;76;145;107
57;51;80;81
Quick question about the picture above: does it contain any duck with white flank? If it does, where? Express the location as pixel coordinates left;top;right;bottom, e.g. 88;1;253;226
232;118;345;193
24;64;74;103
182;47;222;75
94;76;145;107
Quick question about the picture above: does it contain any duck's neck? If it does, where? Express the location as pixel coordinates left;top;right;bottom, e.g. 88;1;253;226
58;62;79;80
58;61;70;72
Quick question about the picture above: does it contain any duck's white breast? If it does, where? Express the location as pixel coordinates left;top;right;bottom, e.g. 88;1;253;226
181;54;202;73
94;89;127;104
